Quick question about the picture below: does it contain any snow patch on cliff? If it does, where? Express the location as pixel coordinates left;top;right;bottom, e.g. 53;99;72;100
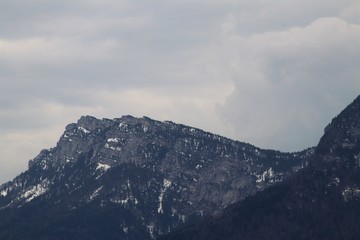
158;179;172;214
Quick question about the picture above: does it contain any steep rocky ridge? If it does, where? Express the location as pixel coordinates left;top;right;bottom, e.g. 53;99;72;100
162;95;360;240
0;115;313;239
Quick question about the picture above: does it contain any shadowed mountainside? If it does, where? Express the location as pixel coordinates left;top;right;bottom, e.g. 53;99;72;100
161;95;360;240
0;115;312;239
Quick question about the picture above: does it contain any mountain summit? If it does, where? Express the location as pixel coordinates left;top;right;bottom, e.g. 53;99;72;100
162;95;360;240
0;115;311;239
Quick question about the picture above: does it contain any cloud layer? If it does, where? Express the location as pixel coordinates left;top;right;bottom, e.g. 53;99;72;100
0;0;359;183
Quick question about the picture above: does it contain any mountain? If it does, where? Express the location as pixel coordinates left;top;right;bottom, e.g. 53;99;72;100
0;115;312;239
161;95;360;240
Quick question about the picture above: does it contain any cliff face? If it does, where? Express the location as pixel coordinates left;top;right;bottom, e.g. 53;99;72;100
162;95;360;240
0;115;311;239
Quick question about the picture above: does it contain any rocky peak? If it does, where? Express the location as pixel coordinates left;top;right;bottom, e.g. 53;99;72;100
76;115;101;130
0;115;313;239
312;95;360;173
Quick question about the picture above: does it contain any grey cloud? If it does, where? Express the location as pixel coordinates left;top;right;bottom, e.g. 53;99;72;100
218;17;360;151
0;1;359;183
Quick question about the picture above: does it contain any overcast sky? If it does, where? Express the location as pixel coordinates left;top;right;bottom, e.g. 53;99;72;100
1;0;360;183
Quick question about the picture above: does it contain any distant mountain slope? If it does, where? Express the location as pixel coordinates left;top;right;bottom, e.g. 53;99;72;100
0;115;312;239
161;95;360;240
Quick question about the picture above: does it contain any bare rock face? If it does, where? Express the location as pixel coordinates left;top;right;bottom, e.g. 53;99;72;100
0;115;312;239
162;95;360;240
